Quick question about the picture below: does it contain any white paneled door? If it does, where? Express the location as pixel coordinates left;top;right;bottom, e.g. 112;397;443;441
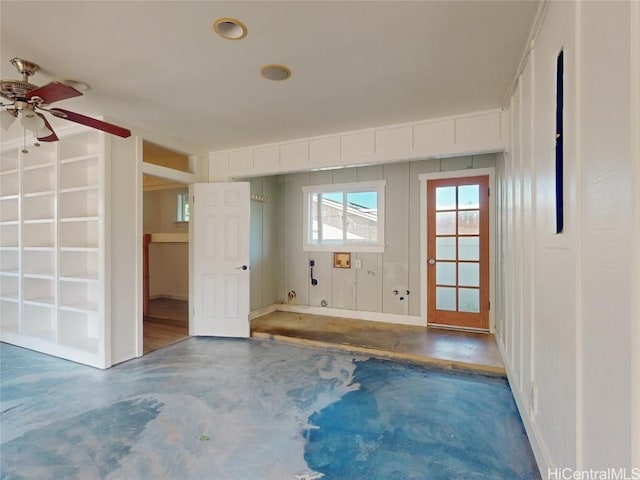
190;182;250;337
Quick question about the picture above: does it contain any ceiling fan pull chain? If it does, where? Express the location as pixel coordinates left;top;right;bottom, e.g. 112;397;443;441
21;128;28;154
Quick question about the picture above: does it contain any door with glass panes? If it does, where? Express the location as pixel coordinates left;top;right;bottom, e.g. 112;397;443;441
427;175;489;330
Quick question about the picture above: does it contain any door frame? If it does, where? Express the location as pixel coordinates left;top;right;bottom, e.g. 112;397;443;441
419;167;496;332
136;149;197;357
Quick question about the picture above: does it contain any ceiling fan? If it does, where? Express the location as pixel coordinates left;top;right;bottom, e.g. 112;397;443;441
1;57;131;149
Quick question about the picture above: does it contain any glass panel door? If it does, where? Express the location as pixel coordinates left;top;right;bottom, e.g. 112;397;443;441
427;175;489;330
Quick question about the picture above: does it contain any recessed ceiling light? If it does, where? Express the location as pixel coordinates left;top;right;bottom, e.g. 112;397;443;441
260;64;292;81
213;17;247;40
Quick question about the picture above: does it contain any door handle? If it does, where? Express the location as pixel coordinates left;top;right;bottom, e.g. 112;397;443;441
236;265;249;270
428;259;435;265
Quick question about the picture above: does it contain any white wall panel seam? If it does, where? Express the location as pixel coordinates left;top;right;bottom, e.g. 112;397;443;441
509;93;516;372
518;73;525;393
630;0;640;469
528;46;537;422
573;0;584;468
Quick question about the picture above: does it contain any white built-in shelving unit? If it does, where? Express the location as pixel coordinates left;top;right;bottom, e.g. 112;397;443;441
0;129;108;367
0;147;21;336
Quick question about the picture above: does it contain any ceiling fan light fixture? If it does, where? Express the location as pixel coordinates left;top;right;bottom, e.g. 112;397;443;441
260;64;292;81
20;109;45;131
213;18;247;40
1;109;17;131
2;57;130;140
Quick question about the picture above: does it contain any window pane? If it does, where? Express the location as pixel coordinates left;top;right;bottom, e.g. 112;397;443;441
323;192;342;203
347;191;377;209
556;50;564;234
458;185;479;210
436;212;456;235
436;237;456;260
176;192;190;222
436;287;456;311
436;262;456;286
458;236;479;261
459;288;480;313
346;191;377;242
319;193;343;241
435;187;456;211
458;263;479;287
311;193;320;243
458;210;479;235
303;181;385;250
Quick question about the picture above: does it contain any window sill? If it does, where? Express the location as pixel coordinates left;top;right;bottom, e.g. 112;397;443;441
174;221;189;227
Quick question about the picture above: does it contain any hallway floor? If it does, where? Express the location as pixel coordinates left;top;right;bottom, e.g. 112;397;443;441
252;311;505;375
143;298;189;354
1;339;539;479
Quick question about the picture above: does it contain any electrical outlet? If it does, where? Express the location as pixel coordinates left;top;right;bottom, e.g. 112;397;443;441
355;258;362;269
309;260;315;267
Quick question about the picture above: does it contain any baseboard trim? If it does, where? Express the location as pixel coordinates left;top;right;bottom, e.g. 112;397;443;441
250;303;423;327
248;303;279;320
428;323;489;334
495;335;551;477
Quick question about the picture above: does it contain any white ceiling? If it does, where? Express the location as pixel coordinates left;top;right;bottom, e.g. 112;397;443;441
1;1;539;153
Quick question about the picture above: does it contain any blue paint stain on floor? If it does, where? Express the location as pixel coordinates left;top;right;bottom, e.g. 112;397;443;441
1;398;163;480
304;359;539;479
0;340;540;479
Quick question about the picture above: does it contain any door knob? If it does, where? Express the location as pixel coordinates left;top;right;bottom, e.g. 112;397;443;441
428;259;435;265
236;265;248;270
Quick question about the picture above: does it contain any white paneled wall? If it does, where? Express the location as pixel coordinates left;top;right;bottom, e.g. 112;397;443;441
498;0;639;473
109;136;140;365
248;176;284;311
381;163;410;316
220;107;507;323
248;155;497;325
211;109;506;181
578;1;635;470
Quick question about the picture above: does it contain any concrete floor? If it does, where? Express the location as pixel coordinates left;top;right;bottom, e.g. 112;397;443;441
1;338;539;479
252;311;505;375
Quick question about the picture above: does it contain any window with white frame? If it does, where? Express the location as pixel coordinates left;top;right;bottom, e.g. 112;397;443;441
176;191;190;223
303;180;386;252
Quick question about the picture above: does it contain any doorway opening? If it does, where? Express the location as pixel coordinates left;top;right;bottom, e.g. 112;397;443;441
141;142;193;354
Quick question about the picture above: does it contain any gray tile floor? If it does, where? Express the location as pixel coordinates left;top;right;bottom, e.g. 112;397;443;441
0;338;539;479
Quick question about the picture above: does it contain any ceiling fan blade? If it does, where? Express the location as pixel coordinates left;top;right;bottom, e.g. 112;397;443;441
36;113;58;142
27;81;82;104
50;108;131;138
